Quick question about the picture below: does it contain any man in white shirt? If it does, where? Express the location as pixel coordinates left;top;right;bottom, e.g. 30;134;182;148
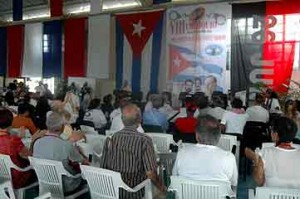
246;93;269;123
172;115;238;197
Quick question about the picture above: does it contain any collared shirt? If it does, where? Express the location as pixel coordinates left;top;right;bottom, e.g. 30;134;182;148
101;127;157;199
207;107;225;120
172;144;238;197
110;108;121;121
12;115;38;135
33;133;83;193
0;130;34;188
143;109;168;130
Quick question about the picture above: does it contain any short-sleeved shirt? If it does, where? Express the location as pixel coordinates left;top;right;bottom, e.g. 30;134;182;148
246;105;269;123
12;115;38;135
101;127;157;199
259;145;300;188
33;134;84;193
221;111;249;135
0;132;33;188
83;109;107;129
172;144;238;197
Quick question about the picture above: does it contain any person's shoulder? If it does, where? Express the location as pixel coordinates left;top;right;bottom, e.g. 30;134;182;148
216;147;236;160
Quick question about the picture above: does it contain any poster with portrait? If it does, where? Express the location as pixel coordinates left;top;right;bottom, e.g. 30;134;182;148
167;3;231;98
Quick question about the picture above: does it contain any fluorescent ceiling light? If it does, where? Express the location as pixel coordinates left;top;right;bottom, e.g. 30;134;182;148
103;2;140;10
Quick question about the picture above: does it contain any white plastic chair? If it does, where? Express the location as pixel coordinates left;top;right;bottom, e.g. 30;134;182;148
80;165;152;199
217;134;239;165
28;157;88;199
105;130;116;136
146;133;174;153
0;154;38;199
85;134;107;166
248;187;300;199
169;176;233;199
34;192;51;199
0;181;15;199
80;125;98;135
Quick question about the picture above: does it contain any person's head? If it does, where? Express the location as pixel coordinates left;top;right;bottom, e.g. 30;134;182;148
5;91;15;106
205;76;217;92
162;92;171;104
88;98;101;110
284;99;297;116
18;103;31;117
272;116;297;145
195;115;220;146
44;84;49;89
121;103;141;128
195;95;209;109
231;98;243;109
195;77;202;87
255;93;265;105
184;79;194;93
39;81;43;86
0;109;13;129
211;95;225;109
46;111;64;134
151;94;164;109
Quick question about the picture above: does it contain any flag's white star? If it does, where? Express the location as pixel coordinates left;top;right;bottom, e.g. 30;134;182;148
132;20;146;37
173;56;181;67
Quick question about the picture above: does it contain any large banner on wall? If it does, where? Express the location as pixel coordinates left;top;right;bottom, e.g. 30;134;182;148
167;3;231;97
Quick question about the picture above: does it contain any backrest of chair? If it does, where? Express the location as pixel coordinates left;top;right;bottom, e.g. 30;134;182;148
217;134;237;153
146;133;174;153
105;130;116;136
29;157;66;198
85;134;107;153
255;187;300;199
158;153;177;176
0;181;15;199
34;192;51;199
170;176;230;199
0;155;14;181
80;165;123;199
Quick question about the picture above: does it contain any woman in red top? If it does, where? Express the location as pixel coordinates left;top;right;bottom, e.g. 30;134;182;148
0;109;36;188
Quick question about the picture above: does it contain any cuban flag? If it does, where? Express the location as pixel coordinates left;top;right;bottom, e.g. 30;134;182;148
115;10;164;93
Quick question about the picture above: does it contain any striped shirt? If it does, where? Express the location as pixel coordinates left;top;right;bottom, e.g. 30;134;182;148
101;126;157;199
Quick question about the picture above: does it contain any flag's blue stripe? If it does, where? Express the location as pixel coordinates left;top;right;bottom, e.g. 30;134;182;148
150;13;164;93
13;0;23;21
43;21;62;78
116;20;124;90
153;0;171;4
131;55;141;92
0;27;7;76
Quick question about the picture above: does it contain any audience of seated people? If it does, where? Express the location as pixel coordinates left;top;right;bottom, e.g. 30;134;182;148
283;99;300;142
245;117;300;189
0;109;36;189
143;94;168;131
172;115;238;197
264;88;282;114
83;98;107;130
32;111;89;194
221;98;249;138
3;79;300;198
101;103;166;198
246;93;269;123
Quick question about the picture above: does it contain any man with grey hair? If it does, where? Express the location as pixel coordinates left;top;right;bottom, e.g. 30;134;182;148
172;115;238;197
32;111;88;194
101;103;166;199
143;94;168;131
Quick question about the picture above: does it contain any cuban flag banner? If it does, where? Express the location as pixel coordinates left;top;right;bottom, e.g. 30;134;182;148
167;4;231;96
115;10;164;93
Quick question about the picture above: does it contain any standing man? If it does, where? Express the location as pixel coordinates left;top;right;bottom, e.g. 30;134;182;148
101;103;166;198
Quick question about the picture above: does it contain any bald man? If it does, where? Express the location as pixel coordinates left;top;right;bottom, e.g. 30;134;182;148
101;103;166;199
